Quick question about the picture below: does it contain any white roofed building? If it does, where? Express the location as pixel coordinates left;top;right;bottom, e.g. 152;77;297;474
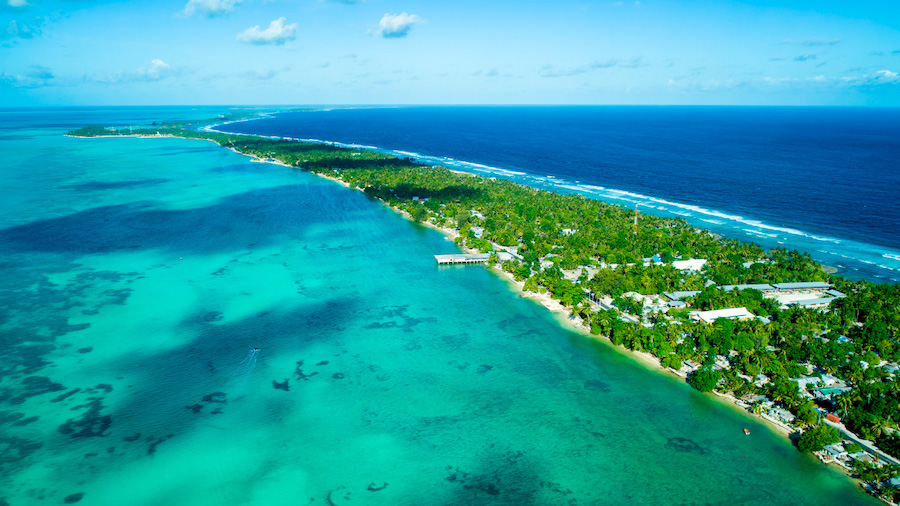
689;307;755;324
672;259;707;272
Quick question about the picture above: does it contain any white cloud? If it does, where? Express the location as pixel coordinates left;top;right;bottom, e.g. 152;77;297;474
140;59;170;80
802;38;840;47
375;12;423;38
237;17;297;45
5;19;40;39
873;70;900;83
1;64;54;87
540;57;644;77
181;0;242;18
670;69;900;93
93;59;177;84
802;70;899;87
7;0;29;8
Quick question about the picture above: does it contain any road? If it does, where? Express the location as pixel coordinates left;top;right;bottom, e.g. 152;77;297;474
825;419;900;467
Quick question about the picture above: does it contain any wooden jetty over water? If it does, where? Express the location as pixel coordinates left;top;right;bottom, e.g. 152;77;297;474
434;253;491;265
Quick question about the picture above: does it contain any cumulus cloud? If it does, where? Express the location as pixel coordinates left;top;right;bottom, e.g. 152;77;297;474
1;64;54;87
237;17;297;45
181;0;242;17
92;59;178;84
872;69;900;83
139;59;171;80
375;12;423;38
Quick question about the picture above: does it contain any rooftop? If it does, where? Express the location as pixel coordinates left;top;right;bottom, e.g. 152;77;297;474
689;307;755;324
772;281;831;290
721;283;775;292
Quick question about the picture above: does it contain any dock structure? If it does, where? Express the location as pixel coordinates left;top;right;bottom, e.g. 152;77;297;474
435;253;491;265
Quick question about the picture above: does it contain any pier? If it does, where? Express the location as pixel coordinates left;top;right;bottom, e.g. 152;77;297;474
434;253;491;265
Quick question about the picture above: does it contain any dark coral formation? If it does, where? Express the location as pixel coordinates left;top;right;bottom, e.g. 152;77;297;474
293;361;318;381
664;437;705;454
57;399;111;438
63;492;84;503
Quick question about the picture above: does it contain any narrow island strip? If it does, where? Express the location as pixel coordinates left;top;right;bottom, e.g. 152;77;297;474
68;122;900;504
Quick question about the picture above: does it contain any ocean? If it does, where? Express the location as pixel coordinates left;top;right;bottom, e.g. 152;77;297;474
219;106;900;283
0;106;878;505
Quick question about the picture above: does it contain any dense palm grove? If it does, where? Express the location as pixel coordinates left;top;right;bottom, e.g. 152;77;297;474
71;125;900;498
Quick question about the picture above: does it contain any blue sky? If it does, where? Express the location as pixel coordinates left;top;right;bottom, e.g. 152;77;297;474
2;0;899;106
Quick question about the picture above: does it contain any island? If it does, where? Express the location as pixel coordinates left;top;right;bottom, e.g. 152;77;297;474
68;122;900;503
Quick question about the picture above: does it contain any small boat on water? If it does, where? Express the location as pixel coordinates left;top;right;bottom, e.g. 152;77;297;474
744;428;751;435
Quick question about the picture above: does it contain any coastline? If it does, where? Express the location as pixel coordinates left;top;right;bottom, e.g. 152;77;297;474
291;157;883;502
310;161;819;440
70;129;884;502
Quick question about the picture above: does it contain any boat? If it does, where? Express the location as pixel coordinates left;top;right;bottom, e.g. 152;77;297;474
744;428;750;435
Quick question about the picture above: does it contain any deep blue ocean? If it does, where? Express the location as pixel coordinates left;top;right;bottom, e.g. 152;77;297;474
221;106;900;282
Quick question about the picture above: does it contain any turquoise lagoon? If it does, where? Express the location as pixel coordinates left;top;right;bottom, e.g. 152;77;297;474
0;108;876;505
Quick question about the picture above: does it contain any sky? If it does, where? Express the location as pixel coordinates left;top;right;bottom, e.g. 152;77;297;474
1;0;899;106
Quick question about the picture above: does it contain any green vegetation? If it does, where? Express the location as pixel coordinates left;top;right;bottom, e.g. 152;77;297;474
797;423;840;453
69;125;900;468
687;368;721;392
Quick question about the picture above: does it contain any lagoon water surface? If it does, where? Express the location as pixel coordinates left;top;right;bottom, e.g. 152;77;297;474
0;108;876;505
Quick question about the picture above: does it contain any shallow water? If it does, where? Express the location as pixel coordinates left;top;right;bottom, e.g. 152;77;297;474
0;108;876;505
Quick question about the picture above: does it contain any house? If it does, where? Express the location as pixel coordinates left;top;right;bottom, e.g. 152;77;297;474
820;443;848;464
713;355;730;370
689;307;755;324
792;376;826;391
753;374;770;387
767;407;796;424
682;359;702;373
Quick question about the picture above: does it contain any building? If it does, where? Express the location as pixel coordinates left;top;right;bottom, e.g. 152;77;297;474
721;283;776;293
663;291;701;301
672;259;707;272
790;297;834;309
689;307;755;324
767;407;796;424
682;359;702;373
771;281;831;293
